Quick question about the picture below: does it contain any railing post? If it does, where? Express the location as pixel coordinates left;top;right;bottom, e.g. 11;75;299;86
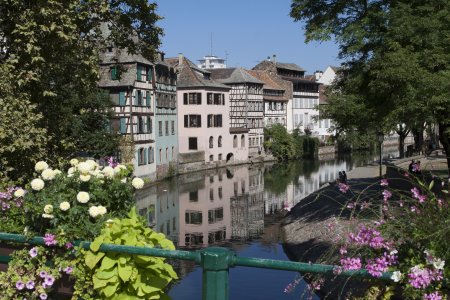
198;247;235;300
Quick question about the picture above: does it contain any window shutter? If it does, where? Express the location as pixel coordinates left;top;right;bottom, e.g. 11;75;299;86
137;65;142;81
137;149;141;165
144;148;148;164
119;92;125;106
198;115;202;127
207;115;211;128
184;115;188;127
120;118;126;134
148;147;152;163
111;67;117;80
146;91;150;106
146;117;151;133
134;91;138;106
197;93;202;105
147;67;152;81
183;93;187;105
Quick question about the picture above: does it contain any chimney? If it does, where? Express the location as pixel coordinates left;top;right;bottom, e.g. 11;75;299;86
314;70;323;81
178;53;183;65
272;54;276;63
157;51;165;61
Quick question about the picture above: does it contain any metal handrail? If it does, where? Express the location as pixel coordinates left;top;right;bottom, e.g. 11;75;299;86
0;232;392;300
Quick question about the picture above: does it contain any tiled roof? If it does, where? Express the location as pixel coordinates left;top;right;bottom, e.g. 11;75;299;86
276;62;305;72
166;56;229;89
99;49;153;66
209;68;263;84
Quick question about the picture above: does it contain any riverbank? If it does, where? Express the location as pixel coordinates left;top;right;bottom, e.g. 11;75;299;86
280;153;448;298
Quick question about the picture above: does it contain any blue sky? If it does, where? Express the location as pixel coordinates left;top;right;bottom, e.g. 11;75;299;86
156;0;341;74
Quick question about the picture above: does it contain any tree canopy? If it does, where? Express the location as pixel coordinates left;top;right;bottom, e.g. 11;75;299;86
291;0;450;168
0;0;163;182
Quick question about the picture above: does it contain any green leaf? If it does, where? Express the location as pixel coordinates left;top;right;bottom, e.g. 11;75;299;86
429;180;434;190
103;282;119;298
90;236;104;252
101;255;118;270
85;251;105;269
118;264;133;282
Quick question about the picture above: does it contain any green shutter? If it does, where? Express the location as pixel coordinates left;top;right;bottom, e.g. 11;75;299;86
147;67;152;81
111;67;117;80
147;117;151;133
120;118;126;134
144;148;148;164
137;65;142;81
146;91;150;106
137;149;141;165
119;92;125;106
183;93;187;105
134;91;138;106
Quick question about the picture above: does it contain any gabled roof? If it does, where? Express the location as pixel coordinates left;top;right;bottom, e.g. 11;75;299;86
276;62;305;72
209;68;263;85
99;49;153;66
166;56;229;89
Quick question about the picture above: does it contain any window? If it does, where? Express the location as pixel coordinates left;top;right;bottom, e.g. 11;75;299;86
146;116;152;133
207;114;213;128
188;137;198;150
214;93;223;105
165;147;168;161
119;118;127;134
209;176;214;183
208;208;223;224
210;188;214;201
119;92;126;106
136;90;143;106
136;64;143;81
137;148;146;165
214;115;222;127
218;173;223;181
207;93;213;104
146;91;151;107
218;136;222;147
171;120;175;135
218;153;222;161
165;120;169;136
189;191;198;202
233;135;237;148
241;135;245;147
218;187;223;199
241;180;245;193
209;155;213;161
185;210;202;224
183;93;202;105
111;66;118;80
184;115;202;128
234;182;238;196
158;121;162;136
138;117;144;134
148;147;154;163
209;136;213;148
171;146;175;160
159;148;162;163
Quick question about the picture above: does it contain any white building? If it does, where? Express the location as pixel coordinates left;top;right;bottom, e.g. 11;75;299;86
315;66;338;141
198;55;227;69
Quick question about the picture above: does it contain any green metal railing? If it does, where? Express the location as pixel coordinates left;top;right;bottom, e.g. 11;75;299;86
0;232;392;300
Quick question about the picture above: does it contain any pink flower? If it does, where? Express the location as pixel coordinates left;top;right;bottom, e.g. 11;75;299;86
382;190;392;202
340;257;362;271
423;292;442;300
380;179;389;186
339;247;347;255
43;233;57;246
411;187;421;198
29;247;38;258
65;242;73;249
338;183;350;193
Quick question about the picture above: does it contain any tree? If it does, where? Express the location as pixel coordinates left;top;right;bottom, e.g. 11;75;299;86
0;0;163;179
264;124;296;161
291;0;450;171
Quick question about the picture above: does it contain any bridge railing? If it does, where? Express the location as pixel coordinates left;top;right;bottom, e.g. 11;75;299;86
0;232;392;300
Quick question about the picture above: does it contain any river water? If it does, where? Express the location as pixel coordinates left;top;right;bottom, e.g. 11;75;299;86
135;150;397;299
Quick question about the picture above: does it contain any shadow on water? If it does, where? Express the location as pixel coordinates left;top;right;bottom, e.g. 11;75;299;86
135;150;393;299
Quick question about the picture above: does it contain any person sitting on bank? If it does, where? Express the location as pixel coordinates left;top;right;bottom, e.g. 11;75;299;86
342;171;347;183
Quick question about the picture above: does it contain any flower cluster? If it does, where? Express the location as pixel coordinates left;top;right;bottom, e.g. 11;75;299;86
0;186;25;210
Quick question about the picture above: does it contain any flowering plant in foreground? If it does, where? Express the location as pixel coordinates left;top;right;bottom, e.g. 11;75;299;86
0;159;145;241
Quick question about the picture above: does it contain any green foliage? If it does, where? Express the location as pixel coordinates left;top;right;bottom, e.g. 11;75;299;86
0;64;48;184
0;0;163;180
84;207;177;299
264;124;296;161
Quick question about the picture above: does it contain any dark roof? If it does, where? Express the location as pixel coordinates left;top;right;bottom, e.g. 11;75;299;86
330;66;340;72
229;127;249;134
209;68;263;84
166;56;229;89
276;62;305;72
99;48;153;66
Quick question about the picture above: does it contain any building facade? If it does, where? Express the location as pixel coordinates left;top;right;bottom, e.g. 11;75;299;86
167;55;248;171
197;54;227;69
154;54;178;178
98;48;156;179
210;68;265;157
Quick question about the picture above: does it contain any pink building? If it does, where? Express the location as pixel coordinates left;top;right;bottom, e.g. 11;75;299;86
167;55;248;171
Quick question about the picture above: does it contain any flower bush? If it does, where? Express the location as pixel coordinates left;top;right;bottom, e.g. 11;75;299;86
0;159;138;241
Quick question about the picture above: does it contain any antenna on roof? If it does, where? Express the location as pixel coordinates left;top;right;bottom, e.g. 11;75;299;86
225;50;229;64
210;32;213;56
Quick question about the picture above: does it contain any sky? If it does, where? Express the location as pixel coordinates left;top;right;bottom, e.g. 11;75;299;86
156;0;341;74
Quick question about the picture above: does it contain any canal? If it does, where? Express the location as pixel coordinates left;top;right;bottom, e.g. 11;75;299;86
135;151;394;299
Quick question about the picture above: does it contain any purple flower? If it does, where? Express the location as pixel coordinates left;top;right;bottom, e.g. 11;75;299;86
338;182;350;193
63;266;73;274
382;190;392;202
26;280;35;290
65;242;73;249
40;293;48;300
423;292;442;300
44;275;55;286
15;280;25;290
43;233;57;246
380;179;389;186
39;270;48;278
29;247;38;258
340;257;362;271
412;163;421;172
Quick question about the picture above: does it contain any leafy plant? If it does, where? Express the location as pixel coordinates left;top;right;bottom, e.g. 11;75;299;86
84;207;178;299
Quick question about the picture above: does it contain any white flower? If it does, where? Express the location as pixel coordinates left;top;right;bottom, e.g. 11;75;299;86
35;161;49;172
53;169;62;176
86;159;98;170
121;178;127;183
77;162;91;174
102;166;114;178
41;169;55;181
391;271;402;282
42;213;54;219
96;172;105;179
30;178;45;191
390;250;398;256
14;188;25;198
114;166;122;174
79;174;91;182
132;177;144;189
89;206;100;218
76;191;90;203
432;258;445;270
68;167;75;175
44;204;53;214
69;158;79;166
59;201;70;211
97;205;107;216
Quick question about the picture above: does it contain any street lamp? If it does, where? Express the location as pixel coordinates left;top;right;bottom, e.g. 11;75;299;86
377;132;384;178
